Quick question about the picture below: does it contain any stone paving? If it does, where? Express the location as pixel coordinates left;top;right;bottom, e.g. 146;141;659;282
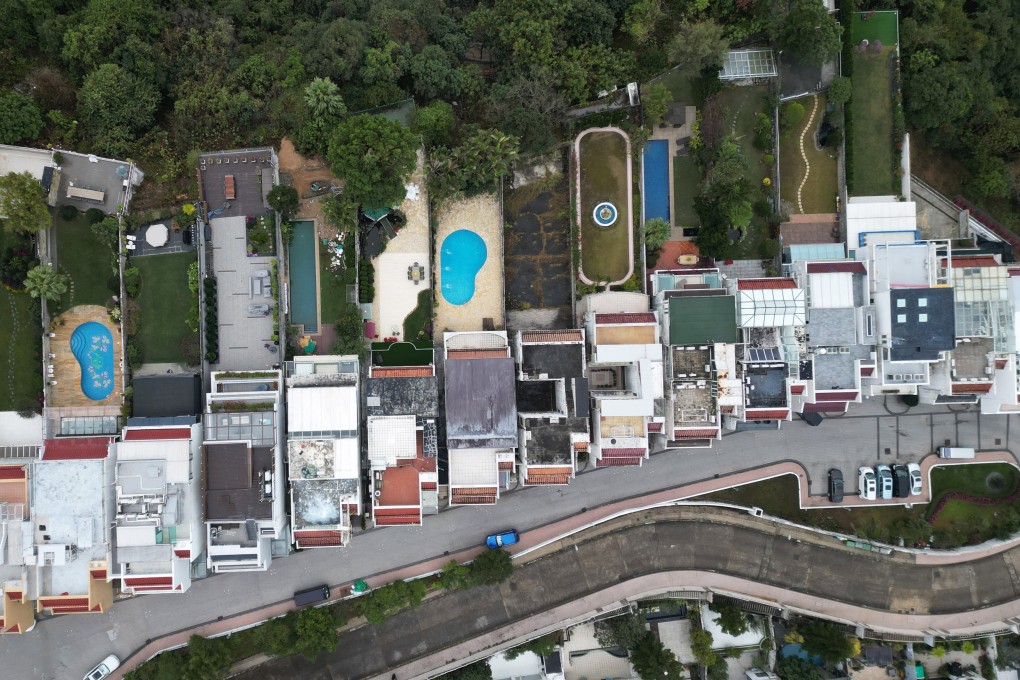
49;304;122;408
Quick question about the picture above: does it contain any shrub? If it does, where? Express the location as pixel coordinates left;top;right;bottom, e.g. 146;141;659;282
58;204;78;221
84;208;105;224
126;343;143;368
467;548;513;587
781;101;805;132
123;266;141;296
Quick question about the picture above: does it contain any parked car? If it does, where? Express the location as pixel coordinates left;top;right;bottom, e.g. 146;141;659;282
858;467;877;500
84;655;120;680
907;462;922;496
828;468;844;502
892;465;911;499
486;529;520;549
875;465;894;500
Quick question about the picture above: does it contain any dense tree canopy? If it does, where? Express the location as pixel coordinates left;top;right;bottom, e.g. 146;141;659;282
0;91;43;145
771;0;842;67
0;172;50;235
327;114;418;209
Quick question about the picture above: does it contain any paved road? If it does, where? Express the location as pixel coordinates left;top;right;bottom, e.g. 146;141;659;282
236;505;1020;680
5;401;1018;680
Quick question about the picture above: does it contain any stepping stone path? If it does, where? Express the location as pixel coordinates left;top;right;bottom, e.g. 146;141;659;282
795;94;820;214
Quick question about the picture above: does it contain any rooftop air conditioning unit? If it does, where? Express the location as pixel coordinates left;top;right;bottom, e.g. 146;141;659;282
839;347;851;354
893;374;904;381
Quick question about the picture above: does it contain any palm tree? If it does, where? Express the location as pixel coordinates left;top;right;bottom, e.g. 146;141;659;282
24;264;69;301
304;77;346;120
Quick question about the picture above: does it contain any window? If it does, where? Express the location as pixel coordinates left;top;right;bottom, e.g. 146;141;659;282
918;297;928;307
897;314;907;323
865;314;874;337
897;299;906;308
918;313;928;322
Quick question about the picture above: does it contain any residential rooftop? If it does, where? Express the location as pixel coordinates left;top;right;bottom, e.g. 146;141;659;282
520;343;585;380
520;416;587;465
445;357;517;449
365;375;439;418
889;288;956;361
668;295;737;345
203;443;274;521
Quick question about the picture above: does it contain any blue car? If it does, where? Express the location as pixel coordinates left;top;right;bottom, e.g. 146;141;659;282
485;529;520;549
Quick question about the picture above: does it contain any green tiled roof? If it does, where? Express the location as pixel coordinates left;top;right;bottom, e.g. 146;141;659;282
668;295;737;345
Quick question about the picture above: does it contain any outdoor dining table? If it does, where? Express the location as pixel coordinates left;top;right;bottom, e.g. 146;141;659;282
145;223;169;247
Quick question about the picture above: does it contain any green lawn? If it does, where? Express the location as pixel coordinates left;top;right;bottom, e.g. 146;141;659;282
852;10;899;46
132;252;198;363
851;48;897;196
403;289;432;342
52;213;116;315
0;229;42;412
672;154;701;228
371;340;434;366
779;93;838;213
578;130;632;284
699;463;1020;548
318;237;354;326
651;69;696;104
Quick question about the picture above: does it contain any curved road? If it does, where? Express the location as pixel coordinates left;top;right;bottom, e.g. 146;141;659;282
238;504;1020;680
6;402;1020;680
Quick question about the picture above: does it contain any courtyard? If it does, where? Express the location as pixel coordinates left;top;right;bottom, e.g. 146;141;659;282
575;128;633;285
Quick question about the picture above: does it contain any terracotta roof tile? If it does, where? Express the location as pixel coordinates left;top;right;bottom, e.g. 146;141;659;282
174;549;190;559
803;402;847;413
375;514;422;525
0;466;26;480
815;391;858;401
861;366;875;376
294;530;345;547
673;429;719;438
596;457;642;467
527;466;573;478
450;494;497;504
521;330;583;344
595;313;656;324
524;474;571;485
996;358;1009;369
420;481;437;490
806;262;866;274
39;597;88;608
745;409;790;420
370;366;434;378
89;569;106;579
124;576;173;587
451;486;498;496
42;437;112;460
950;255;999;268
737;278;797;290
123;427;191;441
790;385;805;395
498;461;514;471
647;422;663;432
602;447;647;457
446;349;508;360
952;382;993;394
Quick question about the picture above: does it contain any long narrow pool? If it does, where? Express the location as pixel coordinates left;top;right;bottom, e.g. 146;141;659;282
643;139;670;223
288;220;319;333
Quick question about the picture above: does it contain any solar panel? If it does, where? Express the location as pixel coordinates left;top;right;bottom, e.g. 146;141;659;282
748;348;781;362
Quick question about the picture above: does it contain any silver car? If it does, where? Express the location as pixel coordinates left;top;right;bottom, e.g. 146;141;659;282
875;464;894;500
858;467;876;500
907;462;922;496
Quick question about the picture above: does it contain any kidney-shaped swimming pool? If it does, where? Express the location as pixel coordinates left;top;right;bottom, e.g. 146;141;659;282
440;229;487;305
70;321;115;401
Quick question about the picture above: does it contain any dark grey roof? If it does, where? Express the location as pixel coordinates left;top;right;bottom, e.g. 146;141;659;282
574;378;590;418
204;443;273;521
365;376;439;417
807;307;856;347
445;357;517;449
517;380;557;414
864;646;894;667
544;652;562;675
132;374;203;418
521;344;584;379
126;415;199;427
522;416;588;465
889;288;956;361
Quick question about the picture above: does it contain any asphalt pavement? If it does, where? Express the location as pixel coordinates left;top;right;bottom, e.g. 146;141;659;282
5;401;1019;680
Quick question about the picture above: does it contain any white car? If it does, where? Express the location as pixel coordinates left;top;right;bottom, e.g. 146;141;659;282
858;466;877;500
908;462;922;496
84;655;120;680
875;464;894;500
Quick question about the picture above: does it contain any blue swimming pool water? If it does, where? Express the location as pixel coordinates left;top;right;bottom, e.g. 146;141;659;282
441;230;487;305
70;321;114;401
643;139;670;222
288;220;318;333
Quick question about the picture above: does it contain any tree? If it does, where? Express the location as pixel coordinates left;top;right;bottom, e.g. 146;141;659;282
410;44;461;100
904;61;973;131
327;114;418;209
439;559;472;591
667;20;729;76
304;78;347;120
444;660;493;680
467;547;513;586
629;631;686;680
78;64;160;145
24;264;68;302
268;185;300;219
92;217;120;253
690;627;717;667
185;634;231;679
709;656;729;680
643;218;671;253
776;656;822;680
781;101;806;132
771;0;843;67
594;613;647;650
828;76;852;106
711;601;750;637
623;0;665;45
644;82;670;128
504;632;559;660
429;128;520;201
0;91;43;145
0;172;50;235
290;607;339;661
800;621;854;664
413;101;457;149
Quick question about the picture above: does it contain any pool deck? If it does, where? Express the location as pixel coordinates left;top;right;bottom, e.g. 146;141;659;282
48;305;123;409
288;220;320;334
370;150;431;341
649;110;697;240
434;193;504;333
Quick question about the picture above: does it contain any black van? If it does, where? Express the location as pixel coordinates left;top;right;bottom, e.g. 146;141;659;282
892;465;911;499
293;584;330;606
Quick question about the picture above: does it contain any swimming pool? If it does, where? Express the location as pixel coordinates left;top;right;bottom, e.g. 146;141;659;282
288;220;318;333
643;139;670;223
70;321;114;401
440;230;487;305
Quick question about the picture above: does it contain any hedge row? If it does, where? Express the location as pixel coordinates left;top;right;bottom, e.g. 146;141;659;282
205;277;219;363
840;0;855;194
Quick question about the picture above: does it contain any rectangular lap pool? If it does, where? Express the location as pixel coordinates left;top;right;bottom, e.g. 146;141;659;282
288;220;319;333
643;139;670;223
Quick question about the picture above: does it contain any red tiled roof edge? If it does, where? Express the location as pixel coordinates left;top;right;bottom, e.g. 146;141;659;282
42;438;112;460
737;278;798;290
521;330;583;344
595;313;656;324
370;366;434;378
123;427;191;441
806;262;867;274
745;409;790;420
0;466;26;480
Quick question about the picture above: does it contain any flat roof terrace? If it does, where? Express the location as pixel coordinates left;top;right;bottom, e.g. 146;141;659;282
953;336;994;379
203;443;273;521
198;150;274;219
745;365;788;408
673;383;715;426
672;347;712;380
596;324;656;345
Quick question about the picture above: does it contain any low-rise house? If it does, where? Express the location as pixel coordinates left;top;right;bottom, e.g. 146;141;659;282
285;356;360;548
111;422;204;594
365;356;440;525
580;292;663;465
203;371;286;572
514;329;590;485
444;331;517;504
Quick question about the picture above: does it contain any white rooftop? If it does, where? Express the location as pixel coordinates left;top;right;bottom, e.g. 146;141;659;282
0;145;52;180
367;415;417;467
846;199;917;253
738;288;806;327
117;439;190;483
0;413;43;447
449;448;497;486
287;385;358;432
808;272;854;308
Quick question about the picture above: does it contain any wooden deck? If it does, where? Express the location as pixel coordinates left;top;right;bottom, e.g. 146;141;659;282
48;305;123;409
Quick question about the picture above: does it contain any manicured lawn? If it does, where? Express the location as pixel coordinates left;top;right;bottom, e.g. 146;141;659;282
0;229;42;412
779;93;838;213
132;252;198;363
371;340;434;366
578;129;632;284
52;213;115;315
672;154;701;228
851;48;897;196
403;289;432;342
852;10;899;46
652;69;696;103
318;236;353;326
699;462;1020;548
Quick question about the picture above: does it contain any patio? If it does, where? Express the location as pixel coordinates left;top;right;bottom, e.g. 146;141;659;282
47;305;123;409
